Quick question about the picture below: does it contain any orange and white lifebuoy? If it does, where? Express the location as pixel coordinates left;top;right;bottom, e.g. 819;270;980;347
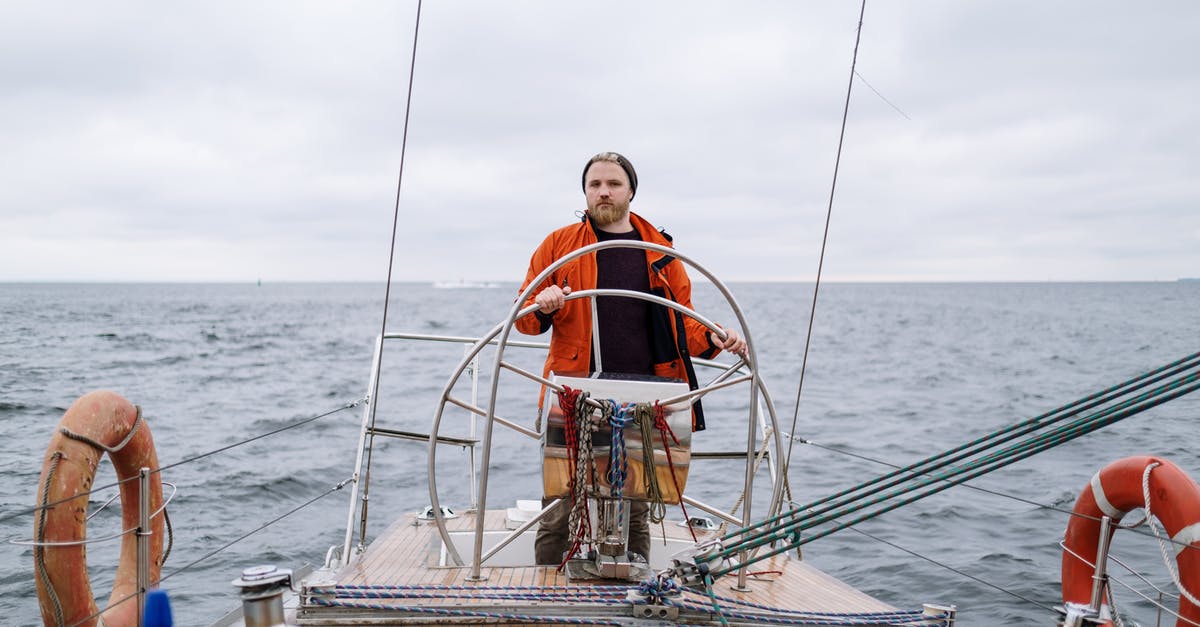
34;391;165;627
1062;455;1200;627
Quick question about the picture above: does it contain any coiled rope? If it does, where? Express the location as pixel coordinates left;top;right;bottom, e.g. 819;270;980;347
635;402;667;523
636;401;697;540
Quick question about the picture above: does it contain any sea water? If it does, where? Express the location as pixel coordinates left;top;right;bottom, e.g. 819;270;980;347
1;281;1198;626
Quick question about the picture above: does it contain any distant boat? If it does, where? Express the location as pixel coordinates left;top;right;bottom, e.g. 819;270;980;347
432;279;504;289
1179;277;1199;282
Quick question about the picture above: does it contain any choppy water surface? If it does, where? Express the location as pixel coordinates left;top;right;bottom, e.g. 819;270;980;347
2;281;1197;625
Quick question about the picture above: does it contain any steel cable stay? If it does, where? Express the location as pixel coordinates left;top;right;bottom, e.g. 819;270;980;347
766;0;1193;615
690;355;1200;577
353;0;424;568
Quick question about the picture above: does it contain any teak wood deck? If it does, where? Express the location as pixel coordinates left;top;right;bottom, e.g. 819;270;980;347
294;509;903;626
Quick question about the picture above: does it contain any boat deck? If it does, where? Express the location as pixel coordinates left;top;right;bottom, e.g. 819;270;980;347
293;509;920;626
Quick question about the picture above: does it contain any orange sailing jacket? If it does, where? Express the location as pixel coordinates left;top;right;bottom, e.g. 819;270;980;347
516;212;721;430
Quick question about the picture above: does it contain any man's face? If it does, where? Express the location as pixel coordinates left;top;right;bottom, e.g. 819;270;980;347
584;161;633;227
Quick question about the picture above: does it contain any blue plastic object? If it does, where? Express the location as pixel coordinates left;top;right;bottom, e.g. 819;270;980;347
144;588;174;627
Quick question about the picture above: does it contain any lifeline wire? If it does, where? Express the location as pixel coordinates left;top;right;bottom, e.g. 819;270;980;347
842;520;1056;613
158;477;352;584
157;398;363;474
64;475;350;619
4;399;361;526
784;0;868;484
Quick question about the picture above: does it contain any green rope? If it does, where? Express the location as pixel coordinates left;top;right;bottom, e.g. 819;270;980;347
721;351;1200;547
706;354;1200;577
720;369;1200;565
635;403;667;524
703;573;730;627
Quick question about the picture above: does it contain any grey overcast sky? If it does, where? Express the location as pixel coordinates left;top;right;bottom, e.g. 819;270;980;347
2;1;1197;282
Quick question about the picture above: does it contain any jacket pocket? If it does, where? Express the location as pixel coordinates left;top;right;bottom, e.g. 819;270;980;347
549;335;587;376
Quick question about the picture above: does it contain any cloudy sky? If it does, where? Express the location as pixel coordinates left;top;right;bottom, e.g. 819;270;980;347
2;1;1197;282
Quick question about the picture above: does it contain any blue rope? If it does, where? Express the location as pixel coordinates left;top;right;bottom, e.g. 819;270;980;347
321;583;628;594
607;402;634;526
309;597;625;625
310;581;942;626
635;574;683;604
311;596;936;627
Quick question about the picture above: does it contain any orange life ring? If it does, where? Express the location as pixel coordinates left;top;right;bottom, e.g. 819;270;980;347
34;391;165;627
1062;455;1200;627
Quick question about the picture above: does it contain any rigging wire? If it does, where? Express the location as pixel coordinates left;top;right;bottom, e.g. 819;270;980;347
800;447;1193;616
841;524;1057;613
854;70;911;120
358;0;424;549
783;0;867;481
158;477;353;585
2;399;361;526
157;398;363;475
53;477;350;627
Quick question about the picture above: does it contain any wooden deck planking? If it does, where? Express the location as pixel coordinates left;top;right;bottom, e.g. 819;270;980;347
295;509;902;619
319;509;897;617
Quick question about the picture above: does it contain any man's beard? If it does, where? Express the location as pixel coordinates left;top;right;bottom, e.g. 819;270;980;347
588;198;630;227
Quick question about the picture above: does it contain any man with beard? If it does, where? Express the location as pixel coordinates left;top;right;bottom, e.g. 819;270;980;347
516;151;746;566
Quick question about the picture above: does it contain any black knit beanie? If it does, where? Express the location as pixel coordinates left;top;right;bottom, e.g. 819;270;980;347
581;152;637;199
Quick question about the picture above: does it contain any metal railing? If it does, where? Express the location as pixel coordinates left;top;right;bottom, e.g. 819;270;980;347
338;240;789;593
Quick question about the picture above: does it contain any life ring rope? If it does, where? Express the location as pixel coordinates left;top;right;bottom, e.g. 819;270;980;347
1139;463;1200;611
1062;456;1200;627
35;451;66;627
58;405;144;454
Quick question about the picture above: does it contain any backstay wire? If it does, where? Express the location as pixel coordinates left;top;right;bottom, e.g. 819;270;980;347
358;0;424;552
783;0;868;478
